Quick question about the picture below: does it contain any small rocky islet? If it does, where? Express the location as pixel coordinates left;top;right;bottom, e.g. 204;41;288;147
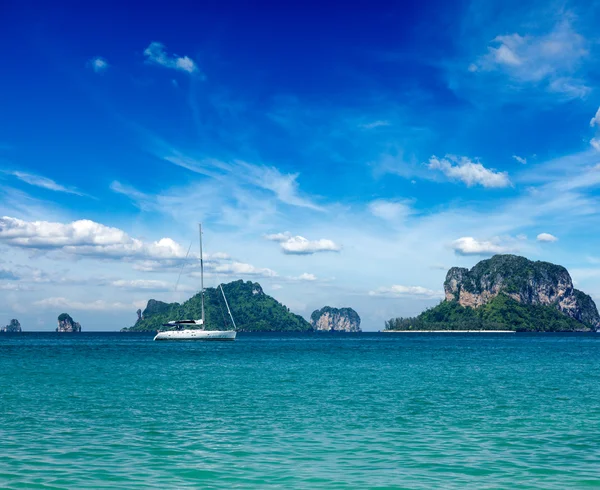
386;254;600;332
56;313;82;332
310;307;361;332
1;319;22;333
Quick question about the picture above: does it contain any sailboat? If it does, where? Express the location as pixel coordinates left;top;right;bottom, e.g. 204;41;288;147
154;224;237;341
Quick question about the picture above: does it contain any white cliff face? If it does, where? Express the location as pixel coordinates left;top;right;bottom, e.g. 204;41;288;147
443;255;600;328
56;315;82;332
310;307;361;332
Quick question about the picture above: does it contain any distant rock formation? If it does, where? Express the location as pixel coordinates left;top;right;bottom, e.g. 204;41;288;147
137;309;142;321
1;319;21;333
444;254;600;328
310;307;361;332
57;313;82;332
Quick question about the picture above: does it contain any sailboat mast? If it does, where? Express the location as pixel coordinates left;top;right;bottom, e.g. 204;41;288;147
199;223;205;325
220;284;237;330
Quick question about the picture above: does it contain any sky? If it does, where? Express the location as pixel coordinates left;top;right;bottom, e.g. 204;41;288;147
1;0;600;331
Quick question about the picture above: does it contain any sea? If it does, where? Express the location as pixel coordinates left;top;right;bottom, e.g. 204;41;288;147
1;332;600;489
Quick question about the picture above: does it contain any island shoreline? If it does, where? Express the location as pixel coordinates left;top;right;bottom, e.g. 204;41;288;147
383;330;516;333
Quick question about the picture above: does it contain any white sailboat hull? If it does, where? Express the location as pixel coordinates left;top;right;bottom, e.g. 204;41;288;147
154;329;236;341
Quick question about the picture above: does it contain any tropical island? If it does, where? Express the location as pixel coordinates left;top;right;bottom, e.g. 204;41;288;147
123;280;312;332
311;307;361;332
385;254;600;332
57;313;82;332
1;319;22;333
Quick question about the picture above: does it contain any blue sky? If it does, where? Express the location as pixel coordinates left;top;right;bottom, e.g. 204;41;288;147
1;0;600;331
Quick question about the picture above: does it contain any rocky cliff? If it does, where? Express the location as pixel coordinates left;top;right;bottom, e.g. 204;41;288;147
310;307;361;332
444;255;600;328
57;313;82;332
1;319;21;333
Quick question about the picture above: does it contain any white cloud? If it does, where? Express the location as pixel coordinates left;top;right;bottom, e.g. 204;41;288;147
360;120;390;129
0;216;188;261
537;232;558;242
88;57;108;73
369;285;442;299
143;42;198;74
236;161;324;211
296;273;317;281
0;283;32;291
512;155;527;164
451;237;516;256
368;199;413;221
5;171;85;196
590;107;600;128
428;156;511;188
264;232;292;242
591;138;600;152
211;261;277;277
34;297;138;311
111;279;177;291
264;232;341;255
152;145;323;211
471;19;589;99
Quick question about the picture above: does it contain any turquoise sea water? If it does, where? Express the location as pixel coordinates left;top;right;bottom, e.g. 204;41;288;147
1;332;600;489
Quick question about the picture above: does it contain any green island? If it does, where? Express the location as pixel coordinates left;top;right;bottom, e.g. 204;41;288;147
123;280;312;332
385;254;600;332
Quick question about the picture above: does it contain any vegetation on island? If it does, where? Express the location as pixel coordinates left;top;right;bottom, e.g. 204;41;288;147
123;280;312;332
386;254;600;332
386;294;595;332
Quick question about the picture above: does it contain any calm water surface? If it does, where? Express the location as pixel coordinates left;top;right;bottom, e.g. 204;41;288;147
1;332;600;489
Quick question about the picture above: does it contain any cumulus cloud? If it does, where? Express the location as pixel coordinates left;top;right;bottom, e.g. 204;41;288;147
591;138;600;152
264;231;341;255
369;199;413;221
451;237;516;256
369;285;442;299
537;233;558;242
512;155;527;164
210;261;277;278
428;156;511;188
5;171;85;196
143;42;198;74
88;57;108;73
0;216;188;261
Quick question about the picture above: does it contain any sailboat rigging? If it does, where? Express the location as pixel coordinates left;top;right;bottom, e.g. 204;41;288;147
153;224;237;341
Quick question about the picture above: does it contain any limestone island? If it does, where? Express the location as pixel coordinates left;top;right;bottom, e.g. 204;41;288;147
57;313;82;332
1;319;22;333
385;254;600;332
123;280;313;332
311;307;361;332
